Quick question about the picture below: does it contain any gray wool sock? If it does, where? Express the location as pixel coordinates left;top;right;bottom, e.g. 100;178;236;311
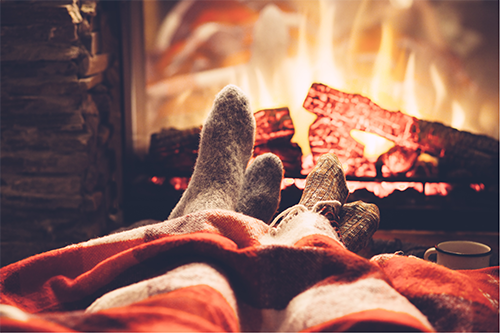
168;85;256;219
235;153;283;224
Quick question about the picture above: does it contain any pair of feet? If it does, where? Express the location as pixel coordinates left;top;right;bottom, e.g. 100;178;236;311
168;85;283;224
169;85;379;252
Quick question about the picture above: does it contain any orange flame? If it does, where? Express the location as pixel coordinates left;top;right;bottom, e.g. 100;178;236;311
233;0;462;160
147;0;497;198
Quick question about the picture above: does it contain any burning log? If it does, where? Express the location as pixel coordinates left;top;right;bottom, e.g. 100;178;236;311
415;120;499;179
303;83;499;181
254;107;294;146
253;107;302;176
148;108;302;177
148;127;201;176
376;146;420;177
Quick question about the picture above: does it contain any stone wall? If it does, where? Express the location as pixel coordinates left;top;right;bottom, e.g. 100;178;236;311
1;0;123;266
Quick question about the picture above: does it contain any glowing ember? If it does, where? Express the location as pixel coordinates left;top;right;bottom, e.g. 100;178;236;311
424;183;452;196
284;178;451;198
170;177;189;191
378;146;420;177
470;183;485;192
281;178;295;190
347;181;422;198
151;176;166;185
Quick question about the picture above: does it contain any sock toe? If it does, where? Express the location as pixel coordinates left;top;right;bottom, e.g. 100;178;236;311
339;201;380;253
169;85;256;219
236;153;283;223
299;153;349;210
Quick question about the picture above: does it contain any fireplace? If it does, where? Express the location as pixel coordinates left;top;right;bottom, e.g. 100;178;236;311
120;0;498;232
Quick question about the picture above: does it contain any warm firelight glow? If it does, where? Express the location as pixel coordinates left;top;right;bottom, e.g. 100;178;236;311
228;1;487;198
284;177;453;198
171;176;472;198
451;100;466;130
430;63;446;113
470;183;485;192
169;177;189;191
229;0;477;160
401;52;420;118
146;0;498;199
151;176;166;185
369;22;395;109
349;129;395;161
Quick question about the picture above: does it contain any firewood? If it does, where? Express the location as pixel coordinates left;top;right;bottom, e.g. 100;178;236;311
0;2;82;26
79;73;103;90
1;44;83;62
254;107;302;176
1;25;78;44
148;108;303;177
303;83;499;181
415;119;499;179
376;146;419;177
148;127;201;176
79;53;109;77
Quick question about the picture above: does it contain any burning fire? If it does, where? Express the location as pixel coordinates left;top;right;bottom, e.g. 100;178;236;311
233;1;484;157
145;0;497;198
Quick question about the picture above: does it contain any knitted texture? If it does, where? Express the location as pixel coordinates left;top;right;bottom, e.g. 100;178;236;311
340;201;380;253
168;85;256;219
299;153;349;209
296;152;379;252
236;153;283;223
1;210;498;332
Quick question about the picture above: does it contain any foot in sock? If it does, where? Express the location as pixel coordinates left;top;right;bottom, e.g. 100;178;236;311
169;85;256;219
269;153;347;229
235;153;283;224
298;154;379;252
339;201;380;253
299;153;348;210
297;153;379;251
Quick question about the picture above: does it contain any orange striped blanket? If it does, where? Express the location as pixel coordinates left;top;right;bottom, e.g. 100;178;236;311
1;210;498;332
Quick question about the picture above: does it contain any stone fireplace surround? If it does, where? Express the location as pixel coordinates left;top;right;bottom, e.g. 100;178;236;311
1;0;123;266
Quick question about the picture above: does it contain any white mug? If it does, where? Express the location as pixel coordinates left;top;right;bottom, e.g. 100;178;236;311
424;240;492;270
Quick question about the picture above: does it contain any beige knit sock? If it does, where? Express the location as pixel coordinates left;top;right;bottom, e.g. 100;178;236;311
299;153;349;209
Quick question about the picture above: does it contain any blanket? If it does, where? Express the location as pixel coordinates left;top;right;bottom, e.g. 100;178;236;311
1;209;498;332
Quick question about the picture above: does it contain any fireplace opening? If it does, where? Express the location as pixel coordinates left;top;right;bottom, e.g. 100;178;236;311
121;0;499;232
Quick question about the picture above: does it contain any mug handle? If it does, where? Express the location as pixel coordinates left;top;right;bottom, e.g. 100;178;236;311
424;247;437;262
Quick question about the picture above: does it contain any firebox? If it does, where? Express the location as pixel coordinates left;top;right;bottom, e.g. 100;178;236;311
120;0;499;232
